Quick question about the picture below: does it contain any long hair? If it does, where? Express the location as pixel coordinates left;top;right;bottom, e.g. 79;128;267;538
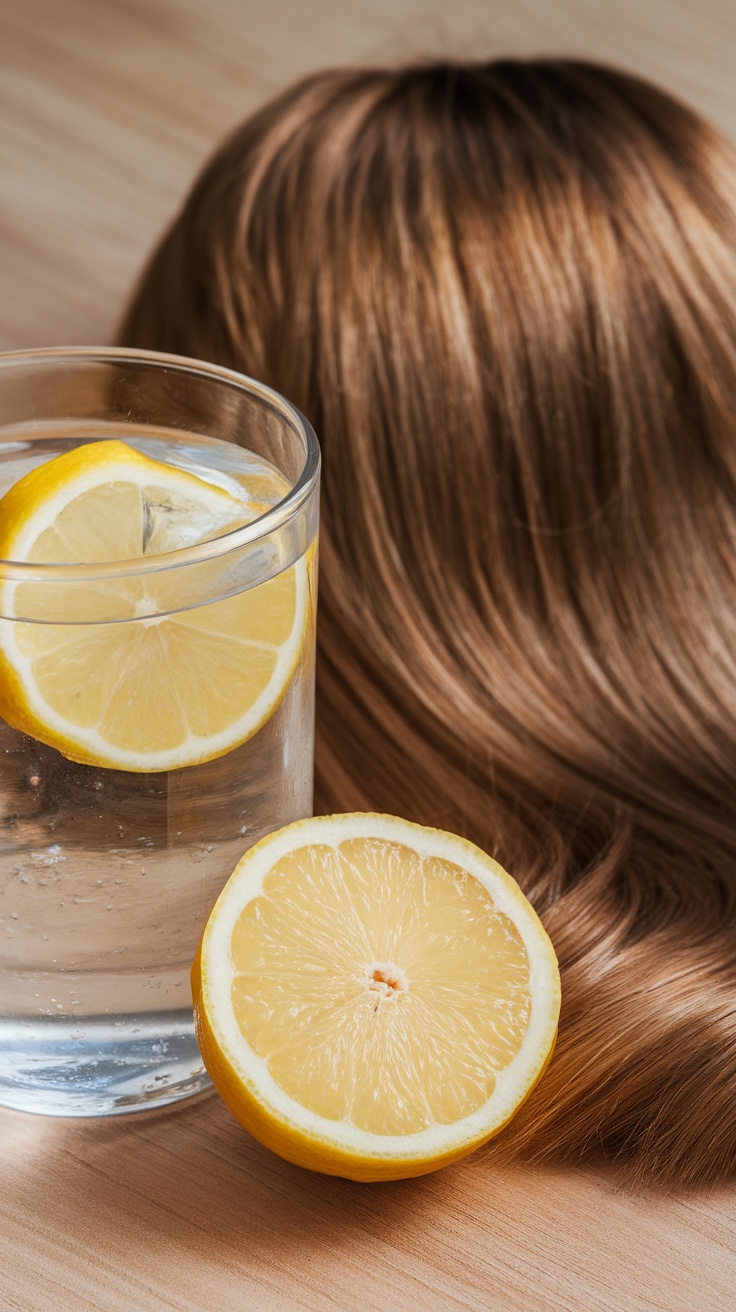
119;60;736;1188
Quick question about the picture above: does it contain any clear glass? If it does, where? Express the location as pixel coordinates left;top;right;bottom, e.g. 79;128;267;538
0;348;319;1116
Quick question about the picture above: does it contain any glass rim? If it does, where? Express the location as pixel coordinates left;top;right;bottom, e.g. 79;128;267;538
0;346;320;583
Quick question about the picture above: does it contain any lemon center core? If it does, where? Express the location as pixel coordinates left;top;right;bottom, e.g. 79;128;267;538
365;961;408;1004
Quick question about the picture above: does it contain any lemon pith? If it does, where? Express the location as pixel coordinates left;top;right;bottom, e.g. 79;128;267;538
0;440;310;771
193;813;561;1182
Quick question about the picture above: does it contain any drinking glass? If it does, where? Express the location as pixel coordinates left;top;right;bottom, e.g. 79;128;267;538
0;347;319;1115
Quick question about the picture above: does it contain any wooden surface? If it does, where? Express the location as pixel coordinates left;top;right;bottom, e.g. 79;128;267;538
3;1094;736;1312
1;1;736;1309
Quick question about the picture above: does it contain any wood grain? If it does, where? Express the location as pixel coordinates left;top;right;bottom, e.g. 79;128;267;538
3;1095;736;1312
1;2;736;1309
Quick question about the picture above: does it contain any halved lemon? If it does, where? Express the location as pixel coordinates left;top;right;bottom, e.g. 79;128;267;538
0;440;309;771
192;813;560;1181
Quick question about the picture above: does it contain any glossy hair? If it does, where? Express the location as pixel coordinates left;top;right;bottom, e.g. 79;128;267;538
120;59;736;1188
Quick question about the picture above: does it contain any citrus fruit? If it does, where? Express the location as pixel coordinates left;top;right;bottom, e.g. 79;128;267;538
0;439;309;771
192;812;560;1181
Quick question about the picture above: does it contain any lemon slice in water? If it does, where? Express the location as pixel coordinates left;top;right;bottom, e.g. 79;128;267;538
192;812;560;1181
0;440;308;771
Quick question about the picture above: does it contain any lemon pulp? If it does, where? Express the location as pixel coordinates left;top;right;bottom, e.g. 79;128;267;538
232;838;531;1133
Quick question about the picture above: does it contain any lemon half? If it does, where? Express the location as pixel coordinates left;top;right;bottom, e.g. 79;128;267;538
0;440;309;771
193;813;560;1182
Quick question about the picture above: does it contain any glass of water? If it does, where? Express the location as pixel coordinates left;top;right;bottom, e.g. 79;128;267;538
0;347;319;1116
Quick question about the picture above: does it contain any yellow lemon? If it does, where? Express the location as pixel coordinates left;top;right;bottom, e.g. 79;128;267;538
0;440;309;771
192;812;560;1182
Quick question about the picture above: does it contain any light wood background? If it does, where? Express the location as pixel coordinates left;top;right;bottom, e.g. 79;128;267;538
1;2;736;1309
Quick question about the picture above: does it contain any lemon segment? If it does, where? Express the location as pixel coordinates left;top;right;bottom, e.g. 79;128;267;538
193;813;561;1181
0;439;250;563
0;440;310;771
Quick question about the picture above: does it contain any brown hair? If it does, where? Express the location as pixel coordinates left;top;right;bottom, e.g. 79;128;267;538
120;60;736;1188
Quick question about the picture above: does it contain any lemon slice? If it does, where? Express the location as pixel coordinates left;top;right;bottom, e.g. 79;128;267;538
0;440;309;771
192;813;560;1181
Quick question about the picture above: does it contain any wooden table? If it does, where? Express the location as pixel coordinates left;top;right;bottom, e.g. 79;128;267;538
1;2;735;1308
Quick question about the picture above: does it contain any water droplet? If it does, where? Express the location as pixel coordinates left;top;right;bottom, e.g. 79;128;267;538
30;844;66;866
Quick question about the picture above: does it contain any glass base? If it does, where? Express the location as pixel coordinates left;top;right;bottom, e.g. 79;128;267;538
0;1011;212;1116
